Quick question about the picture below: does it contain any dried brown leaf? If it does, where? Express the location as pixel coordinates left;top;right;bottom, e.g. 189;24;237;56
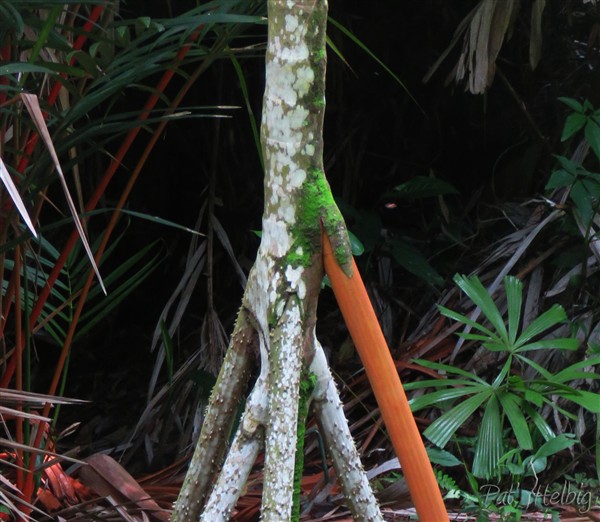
78;454;169;522
423;3;479;83
523;266;543;328
45;462;78;504
488;0;517;82
0;405;51;422
428;0;522;93
0;438;86;466
19;93;106;294
470;0;494;93
0;387;87;407
451;209;562;360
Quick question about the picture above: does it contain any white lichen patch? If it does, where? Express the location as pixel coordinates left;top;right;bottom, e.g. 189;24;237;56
269;289;278;306
266;63;296;107
297;280;307;299
262;216;290;257
268;33;309;64
289;167;306;188
285;265;302;288
285;14;298;33
292;65;314;97
277;201;295;224
268;271;281;305
263;301;303;518
265;153;306;226
288;105;308;130
263;88;309;149
285;265;307;300
269;190;279;206
304;143;315;156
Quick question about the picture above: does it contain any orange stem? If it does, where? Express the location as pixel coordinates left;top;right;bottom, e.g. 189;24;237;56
322;232;448;522
14;246;23;492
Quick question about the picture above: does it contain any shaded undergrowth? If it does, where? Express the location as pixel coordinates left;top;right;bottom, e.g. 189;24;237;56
1;1;599;520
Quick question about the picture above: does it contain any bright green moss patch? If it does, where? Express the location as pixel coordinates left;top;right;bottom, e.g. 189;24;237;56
313;96;325;109
283;166;352;273
335;244;347;261
291;371;317;522
286;248;310;267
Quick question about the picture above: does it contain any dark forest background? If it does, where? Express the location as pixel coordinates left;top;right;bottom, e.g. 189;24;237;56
2;1;600;519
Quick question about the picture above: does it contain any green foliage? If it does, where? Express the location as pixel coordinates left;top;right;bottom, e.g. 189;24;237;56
432;444;577;521
558;98;600;157
0;1;266;516
500;434;577;479
434;467;532;521
0;0;264;347
427;446;462;467
387;237;444;287
546;98;600;230
335;180;459;287
407;274;600;480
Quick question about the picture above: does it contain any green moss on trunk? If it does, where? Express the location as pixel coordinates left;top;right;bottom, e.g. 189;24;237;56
291;371;317;521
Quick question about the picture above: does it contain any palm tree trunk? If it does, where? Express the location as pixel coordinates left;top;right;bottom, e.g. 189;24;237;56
171;0;386;519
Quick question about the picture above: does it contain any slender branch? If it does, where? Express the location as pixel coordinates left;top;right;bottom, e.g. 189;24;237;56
199;376;268;522
170;309;256;522
261;298;304;520
310;339;384;522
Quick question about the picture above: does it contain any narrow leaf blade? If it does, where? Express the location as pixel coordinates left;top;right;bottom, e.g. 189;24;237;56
498;392;533;449
504;276;522;346
0;157;37;237
424;391;491;448
453;274;508;343
515;304;567;348
472;395;503;479
20;93;106;294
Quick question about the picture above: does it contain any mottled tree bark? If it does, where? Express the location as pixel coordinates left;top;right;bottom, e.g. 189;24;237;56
170;1;382;520
170;310;256;521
